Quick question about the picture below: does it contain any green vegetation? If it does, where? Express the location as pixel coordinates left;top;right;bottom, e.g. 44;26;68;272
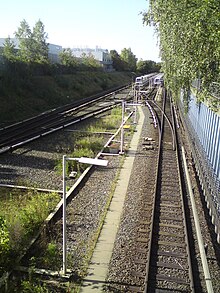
1;106;133;292
0;19;133;125
0;191;60;275
0;71;131;124
63;107;122;176
0;19;162;125
19;280;49;293
136;59;161;75
144;0;220;109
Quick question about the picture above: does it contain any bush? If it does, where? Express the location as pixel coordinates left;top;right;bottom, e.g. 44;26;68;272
20;280;49;293
0;216;10;272
0;192;60;274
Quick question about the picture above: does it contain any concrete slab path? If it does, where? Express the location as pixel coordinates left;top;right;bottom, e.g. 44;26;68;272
80;106;145;292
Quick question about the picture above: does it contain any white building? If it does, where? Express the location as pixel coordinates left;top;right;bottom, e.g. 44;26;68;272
0;38;114;70
48;43;62;63
0;38;62;63
72;47;113;71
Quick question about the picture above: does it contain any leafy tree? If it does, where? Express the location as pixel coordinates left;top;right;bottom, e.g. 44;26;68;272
15;19;49;64
110;50;126;71
2;37;17;62
143;0;220;104
14;19;33;63
59;48;78;66
137;59;161;74
32;19;49;63
81;52;101;68
120;48;137;71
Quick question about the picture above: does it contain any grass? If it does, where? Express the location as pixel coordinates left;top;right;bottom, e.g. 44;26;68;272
54;106;123;176
0;190;60;275
0;71;131;125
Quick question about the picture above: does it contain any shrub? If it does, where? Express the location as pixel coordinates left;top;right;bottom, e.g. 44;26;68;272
0;192;60;274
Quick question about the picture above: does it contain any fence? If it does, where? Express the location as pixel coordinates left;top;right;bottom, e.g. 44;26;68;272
179;92;220;243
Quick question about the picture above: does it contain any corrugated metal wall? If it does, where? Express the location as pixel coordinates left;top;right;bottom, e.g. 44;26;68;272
179;92;220;242
187;94;220;180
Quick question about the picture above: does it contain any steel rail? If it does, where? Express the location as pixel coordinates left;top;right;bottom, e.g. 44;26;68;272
0;89;130;154
0;102;118;155
181;146;214;293
144;89;195;292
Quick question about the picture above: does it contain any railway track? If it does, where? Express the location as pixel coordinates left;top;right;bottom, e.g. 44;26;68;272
0;85;130;154
144;89;194;292
1;84;217;292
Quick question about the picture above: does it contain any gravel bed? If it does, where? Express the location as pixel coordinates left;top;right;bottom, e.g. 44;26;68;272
1;105;220;292
106;105;220;292
106;107;158;292
0;124;113;190
0;131;75;190
22;154;121;271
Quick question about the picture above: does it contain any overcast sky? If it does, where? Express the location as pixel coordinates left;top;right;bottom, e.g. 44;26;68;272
1;0;160;62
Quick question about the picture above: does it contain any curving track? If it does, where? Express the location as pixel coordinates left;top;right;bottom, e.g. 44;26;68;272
144;90;194;292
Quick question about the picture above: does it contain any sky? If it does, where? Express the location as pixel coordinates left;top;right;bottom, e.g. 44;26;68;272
1;0;160;62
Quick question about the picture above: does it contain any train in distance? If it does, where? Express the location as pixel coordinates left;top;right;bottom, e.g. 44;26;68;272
154;73;164;86
135;72;164;88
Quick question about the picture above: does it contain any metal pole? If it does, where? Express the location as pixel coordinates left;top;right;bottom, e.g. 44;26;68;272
134;88;137;124
120;100;125;154
62;155;67;275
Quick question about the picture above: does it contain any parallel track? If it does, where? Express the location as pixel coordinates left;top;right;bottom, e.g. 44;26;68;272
145;89;195;292
0;85;130;154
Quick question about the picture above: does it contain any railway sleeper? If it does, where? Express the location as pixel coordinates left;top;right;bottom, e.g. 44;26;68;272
156;261;186;270
132;271;145;278
155;274;189;285
137;237;149;243
160;223;183;229
158;250;186;258
157;209;182;215
159;207;181;214
134;258;147;265
160;215;184;221
158;240;186;247
138;228;150;233
160;197;181;202
160;203;181;208
127;285;143;292
158;231;185;238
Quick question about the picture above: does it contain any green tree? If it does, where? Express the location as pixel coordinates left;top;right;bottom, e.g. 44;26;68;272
15;19;49;64
120;48;137;71
14;19;33;63
143;0;220;103
59;48;78;66
0;216;10;273
81;52;101;68
2;37;17;62
32;19;49;63
137;59;161;74
110;50;126;71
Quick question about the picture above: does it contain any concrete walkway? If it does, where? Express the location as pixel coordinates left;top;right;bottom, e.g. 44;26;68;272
80;106;145;292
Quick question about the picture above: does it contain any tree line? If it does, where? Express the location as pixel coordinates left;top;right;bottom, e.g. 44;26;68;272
0;19;160;76
144;0;220;107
